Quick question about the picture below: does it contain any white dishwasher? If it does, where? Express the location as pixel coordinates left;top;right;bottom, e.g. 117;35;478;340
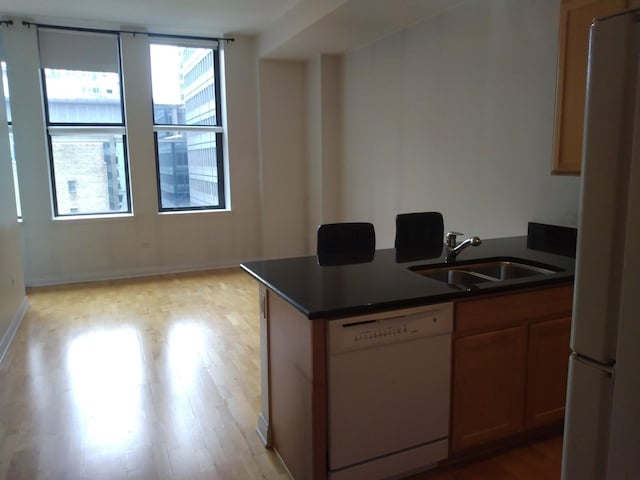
328;302;453;480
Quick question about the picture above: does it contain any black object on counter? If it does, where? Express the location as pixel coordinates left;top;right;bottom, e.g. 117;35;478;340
395;212;444;251
317;222;376;256
527;222;577;258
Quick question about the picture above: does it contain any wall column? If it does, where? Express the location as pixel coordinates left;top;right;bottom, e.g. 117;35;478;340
306;54;342;253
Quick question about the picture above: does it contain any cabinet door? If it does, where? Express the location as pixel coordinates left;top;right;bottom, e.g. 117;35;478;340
629;0;640;7
525;316;572;428
451;326;527;453
553;0;626;174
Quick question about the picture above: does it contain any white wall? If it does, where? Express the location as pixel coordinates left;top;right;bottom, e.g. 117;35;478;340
307;56;322;251
306;55;342;253
340;0;581;247
3;22;263;285
0;33;27;359
258;59;309;259
0;132;26;360
1;0;584;288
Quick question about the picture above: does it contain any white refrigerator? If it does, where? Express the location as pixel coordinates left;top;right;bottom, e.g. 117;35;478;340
561;8;640;480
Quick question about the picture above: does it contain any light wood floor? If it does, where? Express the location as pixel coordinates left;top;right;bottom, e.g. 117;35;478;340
0;268;562;479
407;436;563;480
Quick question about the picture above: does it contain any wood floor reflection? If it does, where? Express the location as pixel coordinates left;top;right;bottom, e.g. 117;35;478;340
0;268;562;479
0;269;288;480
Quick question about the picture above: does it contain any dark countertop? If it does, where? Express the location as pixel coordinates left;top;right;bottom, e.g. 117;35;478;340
241;236;575;320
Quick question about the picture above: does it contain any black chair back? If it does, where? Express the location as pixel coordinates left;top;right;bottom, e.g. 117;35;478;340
395;212;444;250
317;222;376;264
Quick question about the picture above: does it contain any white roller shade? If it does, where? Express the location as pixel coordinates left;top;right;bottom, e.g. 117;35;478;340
38;29;120;73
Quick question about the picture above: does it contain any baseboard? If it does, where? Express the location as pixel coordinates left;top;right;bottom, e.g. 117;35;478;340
24;259;250;287
257;412;272;447
0;296;29;364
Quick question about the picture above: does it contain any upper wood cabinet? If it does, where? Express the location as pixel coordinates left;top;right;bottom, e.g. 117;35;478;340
552;0;627;175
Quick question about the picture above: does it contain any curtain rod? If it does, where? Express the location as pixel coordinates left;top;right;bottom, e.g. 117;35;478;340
21;20;234;43
0;20;14;27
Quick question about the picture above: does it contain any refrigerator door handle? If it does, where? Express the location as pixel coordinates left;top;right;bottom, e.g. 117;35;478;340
570;352;616;376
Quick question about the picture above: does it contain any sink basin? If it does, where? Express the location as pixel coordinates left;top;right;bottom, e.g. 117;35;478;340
420;269;494;287
455;261;558;280
410;259;559;288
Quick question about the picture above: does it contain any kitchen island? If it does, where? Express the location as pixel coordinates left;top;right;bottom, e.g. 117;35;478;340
241;235;575;480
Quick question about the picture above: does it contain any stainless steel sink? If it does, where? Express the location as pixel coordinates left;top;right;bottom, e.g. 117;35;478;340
411;260;559;288
420;269;494;287
456;261;557;280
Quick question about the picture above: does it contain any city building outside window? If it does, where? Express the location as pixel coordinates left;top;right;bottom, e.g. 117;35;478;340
149;41;226;211
39;29;131;217
1;60;21;218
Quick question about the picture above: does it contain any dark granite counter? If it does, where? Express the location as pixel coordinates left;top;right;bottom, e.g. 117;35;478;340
241;236;575;320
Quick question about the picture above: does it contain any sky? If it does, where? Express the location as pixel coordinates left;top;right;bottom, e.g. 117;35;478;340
149;44;183;104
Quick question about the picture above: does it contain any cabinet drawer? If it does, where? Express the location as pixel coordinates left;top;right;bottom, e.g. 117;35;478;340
455;284;573;334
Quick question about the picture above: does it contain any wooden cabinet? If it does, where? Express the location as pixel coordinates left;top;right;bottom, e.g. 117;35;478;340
451;326;527;452
525;316;572;428
552;0;627;175
261;289;327;480
451;284;573;454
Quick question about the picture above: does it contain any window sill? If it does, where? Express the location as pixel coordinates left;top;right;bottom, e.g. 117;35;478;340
52;213;135;222
158;208;231;216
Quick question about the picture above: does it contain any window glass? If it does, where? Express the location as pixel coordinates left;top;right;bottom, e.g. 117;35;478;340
49;133;128;215
150;43;225;211
156;130;220;208
151;45;217;126
43;69;122;124
2;61;10;122
1;61;21;218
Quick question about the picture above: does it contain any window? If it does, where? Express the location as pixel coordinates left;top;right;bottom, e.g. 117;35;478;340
150;42;225;211
39;29;131;217
1;60;21;218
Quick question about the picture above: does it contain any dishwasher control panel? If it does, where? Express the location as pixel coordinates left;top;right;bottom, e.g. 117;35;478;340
352;323;409;343
328;302;453;354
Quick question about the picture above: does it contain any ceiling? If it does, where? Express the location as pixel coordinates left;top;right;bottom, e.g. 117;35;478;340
0;0;463;59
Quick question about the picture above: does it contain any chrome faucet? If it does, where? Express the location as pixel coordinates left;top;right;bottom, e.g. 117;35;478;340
445;231;481;262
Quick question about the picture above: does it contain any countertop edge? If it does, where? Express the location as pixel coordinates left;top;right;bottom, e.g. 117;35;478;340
241;266;574;321
240;264;312;317
240;237;576;321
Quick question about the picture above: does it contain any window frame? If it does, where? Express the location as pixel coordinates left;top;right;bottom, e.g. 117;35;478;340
150;40;226;213
40;34;133;218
